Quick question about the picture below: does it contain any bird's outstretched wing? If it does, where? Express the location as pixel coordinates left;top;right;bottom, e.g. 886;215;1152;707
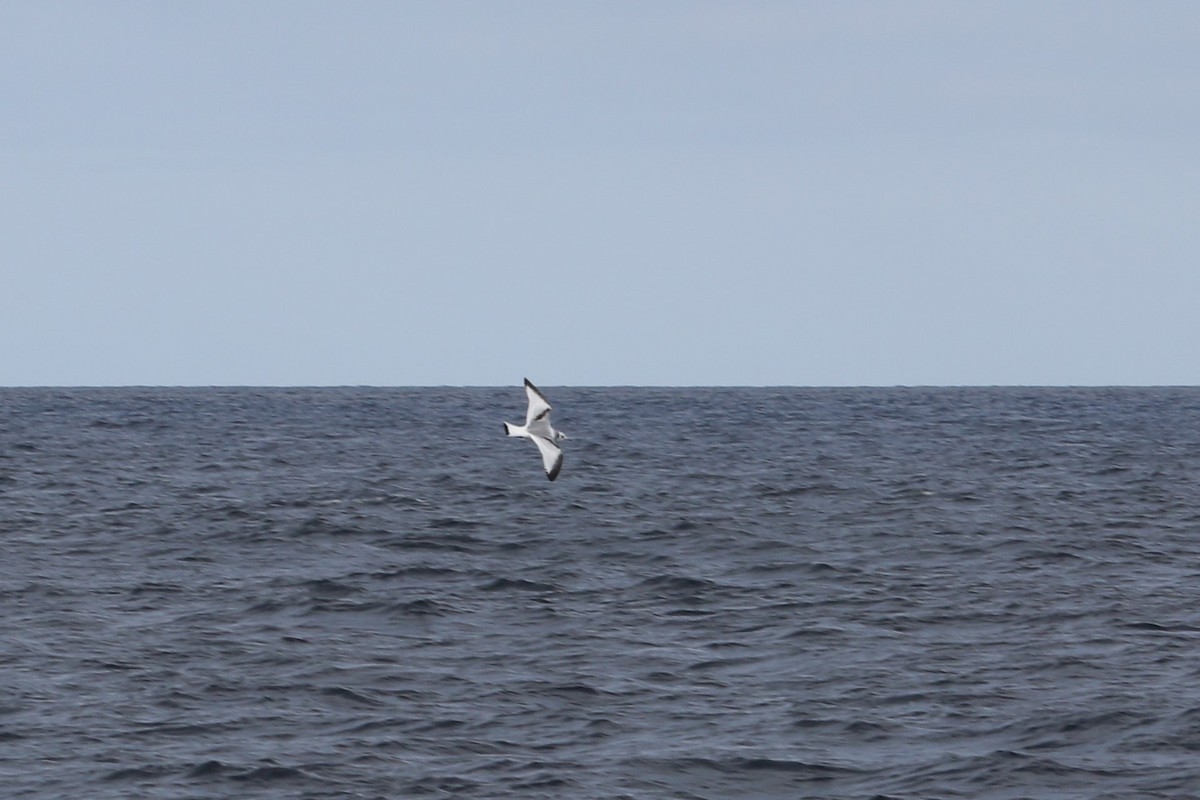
529;434;563;481
524;378;553;427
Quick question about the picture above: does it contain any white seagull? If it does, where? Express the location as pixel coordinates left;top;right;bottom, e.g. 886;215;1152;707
504;378;568;481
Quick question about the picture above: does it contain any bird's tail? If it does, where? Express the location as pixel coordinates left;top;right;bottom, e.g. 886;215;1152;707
503;422;522;437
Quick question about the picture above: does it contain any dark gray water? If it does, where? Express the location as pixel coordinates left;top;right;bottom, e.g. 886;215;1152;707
3;386;1200;799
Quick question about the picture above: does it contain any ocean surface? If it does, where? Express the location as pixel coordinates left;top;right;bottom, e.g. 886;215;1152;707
3;386;1200;799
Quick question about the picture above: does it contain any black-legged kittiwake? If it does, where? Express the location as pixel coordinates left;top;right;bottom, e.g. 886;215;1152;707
503;378;568;481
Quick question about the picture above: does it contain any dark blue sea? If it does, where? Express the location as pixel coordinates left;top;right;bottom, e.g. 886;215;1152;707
3;386;1200;799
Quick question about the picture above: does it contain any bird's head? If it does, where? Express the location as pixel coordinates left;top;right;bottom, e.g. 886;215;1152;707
555;430;569;442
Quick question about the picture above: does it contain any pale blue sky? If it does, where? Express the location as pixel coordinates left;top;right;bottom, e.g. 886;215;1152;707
3;2;1197;386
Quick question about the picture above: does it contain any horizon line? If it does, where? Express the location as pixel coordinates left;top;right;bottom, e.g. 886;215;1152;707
2;383;1197;390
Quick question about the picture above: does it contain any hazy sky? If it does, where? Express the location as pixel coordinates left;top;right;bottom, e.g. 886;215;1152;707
3;2;1197;386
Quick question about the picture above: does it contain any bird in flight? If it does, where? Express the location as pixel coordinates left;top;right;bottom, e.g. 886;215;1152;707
503;378;567;481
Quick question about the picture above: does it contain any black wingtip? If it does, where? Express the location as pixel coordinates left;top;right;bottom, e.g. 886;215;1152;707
546;458;562;481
